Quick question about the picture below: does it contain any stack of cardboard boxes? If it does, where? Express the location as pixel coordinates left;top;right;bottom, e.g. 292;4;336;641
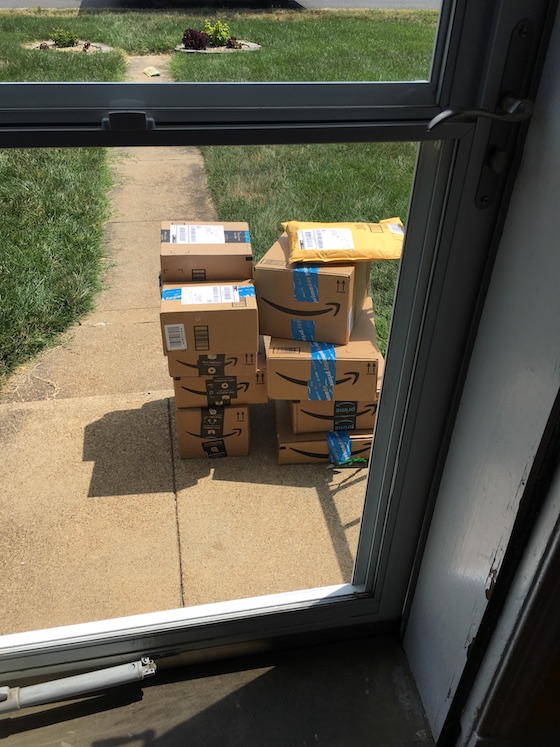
159;222;266;459
159;224;385;465
254;234;384;465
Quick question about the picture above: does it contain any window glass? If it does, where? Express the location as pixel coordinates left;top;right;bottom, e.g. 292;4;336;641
1;8;441;85
0;139;416;633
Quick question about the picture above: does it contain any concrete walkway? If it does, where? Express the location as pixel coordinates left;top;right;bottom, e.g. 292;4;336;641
0;56;367;636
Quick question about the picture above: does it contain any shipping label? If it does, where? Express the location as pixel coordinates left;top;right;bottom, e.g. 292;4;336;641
164;324;187;351
298;228;354;251
181;285;239;305
170;224;225;245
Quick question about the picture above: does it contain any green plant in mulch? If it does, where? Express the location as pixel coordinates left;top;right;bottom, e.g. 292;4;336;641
182;20;240;51
203;20;231;47
51;27;79;48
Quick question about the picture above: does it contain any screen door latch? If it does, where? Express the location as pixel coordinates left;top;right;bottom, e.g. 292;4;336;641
427;94;535;209
102;111;156;131
426;95;534;132
428;18;537;209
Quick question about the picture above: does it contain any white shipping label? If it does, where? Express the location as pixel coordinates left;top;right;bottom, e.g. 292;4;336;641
181;285;239;305
387;223;404;235
298;228;354;250
170;224;226;244
165;324;187;351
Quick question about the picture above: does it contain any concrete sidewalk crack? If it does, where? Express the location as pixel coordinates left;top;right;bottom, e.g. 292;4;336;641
167;395;185;608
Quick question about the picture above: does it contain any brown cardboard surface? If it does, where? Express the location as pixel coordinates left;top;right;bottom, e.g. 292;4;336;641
175;405;250;458
173;352;267;407
266;297;383;401
290;399;377;434
160;221;253;282
254;235;370;345
167;349;258;378
276;401;372;465
160;280;258;356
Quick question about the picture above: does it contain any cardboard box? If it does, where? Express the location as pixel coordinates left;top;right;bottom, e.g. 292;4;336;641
160;221;253;282
276;401;372;465
289;399;377;434
175;405;250;459
254;234;370;345
160;281;258;356
266;297;383;401
173;352;267;408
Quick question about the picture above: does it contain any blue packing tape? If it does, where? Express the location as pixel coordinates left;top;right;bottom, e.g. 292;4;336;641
291;319;315;341
308;341;336;400
161;288;182;301
243;230;251;243
238;285;256;297
327;431;352;464
292;265;319;303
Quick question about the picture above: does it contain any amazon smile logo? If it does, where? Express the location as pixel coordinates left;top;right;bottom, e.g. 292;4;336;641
276;371;360;387
260;298;340;317
283;444;371;460
187;428;243;440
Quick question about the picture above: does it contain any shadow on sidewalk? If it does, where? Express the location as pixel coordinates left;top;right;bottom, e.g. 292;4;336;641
83;398;366;579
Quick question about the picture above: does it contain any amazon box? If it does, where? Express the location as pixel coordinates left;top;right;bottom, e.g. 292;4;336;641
266;297;383;401
160;221;253;282
173;352;267;408
175;405;250;459
289;399;377;434
160;281;258;356
276;401;372;465
253;234;370;345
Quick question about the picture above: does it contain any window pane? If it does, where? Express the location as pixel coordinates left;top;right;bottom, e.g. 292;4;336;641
0;139;416;633
1;8;440;85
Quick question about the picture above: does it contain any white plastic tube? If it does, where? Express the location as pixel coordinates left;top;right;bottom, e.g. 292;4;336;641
0;657;156;715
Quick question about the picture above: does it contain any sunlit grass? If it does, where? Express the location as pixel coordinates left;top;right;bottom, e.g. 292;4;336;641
0;8;437;378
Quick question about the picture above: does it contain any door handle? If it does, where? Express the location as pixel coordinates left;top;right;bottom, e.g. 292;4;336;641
427;95;534;132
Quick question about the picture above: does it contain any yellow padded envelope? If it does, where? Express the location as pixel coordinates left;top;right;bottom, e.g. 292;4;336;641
282;218;404;264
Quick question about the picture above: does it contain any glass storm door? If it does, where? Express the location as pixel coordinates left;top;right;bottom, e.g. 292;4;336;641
0;0;555;679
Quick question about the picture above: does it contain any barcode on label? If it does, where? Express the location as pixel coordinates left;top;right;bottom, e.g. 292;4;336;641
189;226;198;243
221;286;234;302
165;324;187;351
300;230;315;250
169;224;189;244
298;228;354;251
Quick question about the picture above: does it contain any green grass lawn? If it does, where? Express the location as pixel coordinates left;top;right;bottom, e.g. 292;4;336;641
0;9;437;381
